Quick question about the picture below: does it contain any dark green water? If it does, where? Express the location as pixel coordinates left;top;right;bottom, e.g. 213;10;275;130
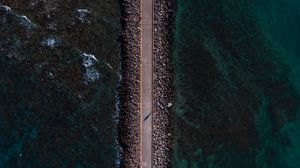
173;0;300;167
0;1;120;167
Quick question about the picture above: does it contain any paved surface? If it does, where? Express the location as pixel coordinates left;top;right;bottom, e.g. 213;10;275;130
141;0;153;167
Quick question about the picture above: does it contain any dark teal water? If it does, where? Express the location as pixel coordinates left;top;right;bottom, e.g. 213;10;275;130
0;1;121;167
173;0;300;167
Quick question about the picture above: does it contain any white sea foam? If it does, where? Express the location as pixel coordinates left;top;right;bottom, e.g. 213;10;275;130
83;68;100;84
18;15;36;29
0;5;36;30
77;9;91;23
1;5;11;11
40;37;62;48
81;53;100;85
82;53;98;67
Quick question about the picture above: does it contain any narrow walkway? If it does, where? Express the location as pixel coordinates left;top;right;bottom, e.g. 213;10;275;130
141;0;153;167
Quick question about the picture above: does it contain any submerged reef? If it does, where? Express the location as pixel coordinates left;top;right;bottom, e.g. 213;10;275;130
0;0;120;167
173;0;300;167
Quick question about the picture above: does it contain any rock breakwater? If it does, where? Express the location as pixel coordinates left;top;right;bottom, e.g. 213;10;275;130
118;0;142;167
153;0;174;167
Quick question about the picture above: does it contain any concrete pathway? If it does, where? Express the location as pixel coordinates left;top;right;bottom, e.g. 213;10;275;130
141;0;153;167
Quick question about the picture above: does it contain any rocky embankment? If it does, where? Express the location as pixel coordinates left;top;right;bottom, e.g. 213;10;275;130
118;0;141;167
118;0;174;166
153;0;174;167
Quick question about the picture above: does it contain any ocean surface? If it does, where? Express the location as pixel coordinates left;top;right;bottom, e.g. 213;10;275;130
173;0;300;167
0;1;121;167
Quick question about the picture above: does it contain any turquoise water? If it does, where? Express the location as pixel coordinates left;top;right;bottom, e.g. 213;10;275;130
173;0;300;167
